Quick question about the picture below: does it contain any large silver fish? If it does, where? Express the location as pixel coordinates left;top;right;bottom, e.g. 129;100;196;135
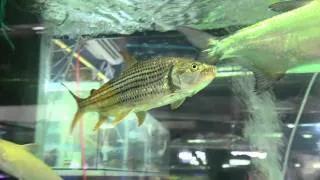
177;0;320;93
0;139;62;180
63;57;216;133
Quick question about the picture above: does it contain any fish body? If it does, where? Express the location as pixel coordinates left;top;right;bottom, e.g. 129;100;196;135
177;0;320;93
0;139;62;180
64;57;216;133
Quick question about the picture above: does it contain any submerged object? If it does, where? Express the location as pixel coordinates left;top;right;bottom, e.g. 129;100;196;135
177;0;320;93
0;139;62;180
63;57;216;133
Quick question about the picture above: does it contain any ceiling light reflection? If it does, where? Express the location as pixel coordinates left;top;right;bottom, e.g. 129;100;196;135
231;151;267;159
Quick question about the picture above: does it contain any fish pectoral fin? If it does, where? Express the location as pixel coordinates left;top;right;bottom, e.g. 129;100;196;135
21;143;38;153
170;98;186;110
93;114;109;131
176;26;217;50
112;111;130;126
135;111;147;126
268;0;311;13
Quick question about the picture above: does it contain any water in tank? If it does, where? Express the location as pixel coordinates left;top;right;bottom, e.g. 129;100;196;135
0;0;320;180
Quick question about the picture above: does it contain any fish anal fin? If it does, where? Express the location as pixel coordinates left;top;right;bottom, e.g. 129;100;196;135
93;114;109;131
135;111;147;126
21;144;38;153
112;111;130;126
70;110;85;134
268;0;311;13
176;26;217;50
170;98;186;110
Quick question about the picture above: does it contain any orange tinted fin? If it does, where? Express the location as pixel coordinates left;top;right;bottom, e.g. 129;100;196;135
135;111;147;126
69;110;85;134
93;114;109;131
112;111;130;126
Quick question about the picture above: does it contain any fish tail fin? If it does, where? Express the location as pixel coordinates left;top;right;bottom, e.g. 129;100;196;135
69;110;85;134
176;26;220;63
61;83;86;134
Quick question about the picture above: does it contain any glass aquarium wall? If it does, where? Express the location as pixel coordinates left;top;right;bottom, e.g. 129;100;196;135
35;38;170;176
1;0;320;180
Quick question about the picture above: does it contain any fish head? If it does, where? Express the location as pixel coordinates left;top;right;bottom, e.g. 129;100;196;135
171;60;216;92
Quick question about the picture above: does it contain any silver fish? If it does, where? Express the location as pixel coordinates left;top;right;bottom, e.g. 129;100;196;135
177;0;320;93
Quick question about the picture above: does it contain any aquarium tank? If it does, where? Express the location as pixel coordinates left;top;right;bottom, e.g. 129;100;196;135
1;0;320;180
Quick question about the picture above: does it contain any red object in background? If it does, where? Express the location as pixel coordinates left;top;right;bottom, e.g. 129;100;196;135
75;42;87;180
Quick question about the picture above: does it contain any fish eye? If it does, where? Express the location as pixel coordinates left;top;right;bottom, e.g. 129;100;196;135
192;64;197;69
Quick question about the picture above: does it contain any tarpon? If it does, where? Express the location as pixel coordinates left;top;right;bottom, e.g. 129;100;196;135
177;0;320;93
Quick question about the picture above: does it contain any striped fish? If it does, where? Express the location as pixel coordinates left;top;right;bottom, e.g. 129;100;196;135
63;57;216;134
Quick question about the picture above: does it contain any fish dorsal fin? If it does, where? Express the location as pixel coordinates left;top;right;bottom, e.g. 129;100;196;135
119;50;137;71
171;98;186;110
176;26;216;50
21;143;38;152
90;89;97;95
268;0;311;13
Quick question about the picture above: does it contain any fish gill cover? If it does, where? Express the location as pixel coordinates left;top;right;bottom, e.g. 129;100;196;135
31;0;279;37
